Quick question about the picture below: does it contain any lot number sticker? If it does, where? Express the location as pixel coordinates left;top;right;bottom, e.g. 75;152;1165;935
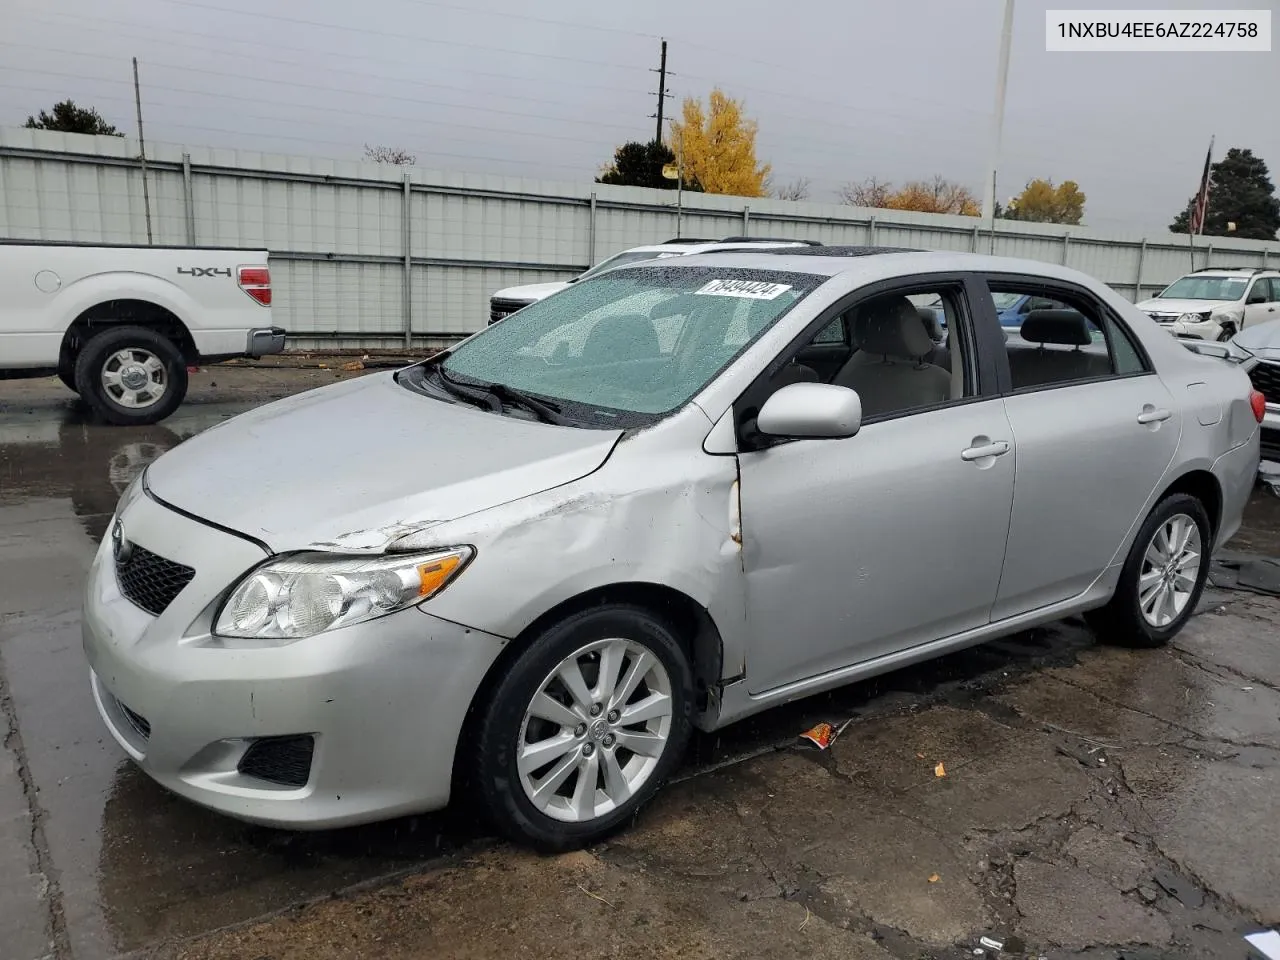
695;279;793;300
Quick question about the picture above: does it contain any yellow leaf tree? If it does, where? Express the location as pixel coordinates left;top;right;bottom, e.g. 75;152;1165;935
838;175;979;216
668;89;771;198
1004;178;1086;224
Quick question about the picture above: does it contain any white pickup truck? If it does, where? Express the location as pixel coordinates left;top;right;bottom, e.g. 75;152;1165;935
0;242;285;425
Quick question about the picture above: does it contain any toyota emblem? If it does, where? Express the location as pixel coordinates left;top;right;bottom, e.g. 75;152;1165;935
111;519;133;563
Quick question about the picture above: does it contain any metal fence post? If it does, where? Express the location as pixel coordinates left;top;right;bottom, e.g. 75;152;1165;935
867;216;877;246
588;192;598;266
181;152;196;246
1262;245;1269;269
1061;232;1070;265
1134;239;1146;300
970;224;980;252
403;173;412;350
743;205;750;234
1205;242;1214;267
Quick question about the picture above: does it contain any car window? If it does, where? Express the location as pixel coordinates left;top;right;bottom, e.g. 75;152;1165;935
1248;278;1276;303
1158;276;1247;301
989;282;1148;391
440;265;824;426
812;316;845;344
797;284;971;420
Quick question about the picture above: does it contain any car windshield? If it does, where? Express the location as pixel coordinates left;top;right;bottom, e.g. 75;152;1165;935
574;250;682;282
991;292;1023;310
1157;276;1247;301
433;265;823;427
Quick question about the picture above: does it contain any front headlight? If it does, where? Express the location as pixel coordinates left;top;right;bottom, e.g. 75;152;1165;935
1177;312;1212;324
213;547;473;640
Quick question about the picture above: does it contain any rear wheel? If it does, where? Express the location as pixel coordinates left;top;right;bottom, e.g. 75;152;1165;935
473;604;694;850
74;326;188;426
1087;493;1211;648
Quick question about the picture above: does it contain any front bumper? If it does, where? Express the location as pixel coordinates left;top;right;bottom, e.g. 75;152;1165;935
82;489;507;829
246;326;287;357
1166;317;1226;341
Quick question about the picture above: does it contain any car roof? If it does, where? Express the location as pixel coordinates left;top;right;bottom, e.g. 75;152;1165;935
618;240;812;255
615;247;1124;288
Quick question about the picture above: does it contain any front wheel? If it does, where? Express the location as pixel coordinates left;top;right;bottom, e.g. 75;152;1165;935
1216;324;1237;342
74;326;188;426
1087;493;1211;648
472;604;694;850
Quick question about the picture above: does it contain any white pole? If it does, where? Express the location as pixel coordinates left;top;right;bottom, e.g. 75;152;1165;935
982;0;1016;225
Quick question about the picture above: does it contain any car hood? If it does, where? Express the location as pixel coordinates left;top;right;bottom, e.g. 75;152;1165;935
1234;317;1280;360
492;280;572;303
144;372;622;552
1137;298;1238;315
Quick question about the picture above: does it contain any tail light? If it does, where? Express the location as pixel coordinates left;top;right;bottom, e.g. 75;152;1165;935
1250;389;1266;423
238;265;271;306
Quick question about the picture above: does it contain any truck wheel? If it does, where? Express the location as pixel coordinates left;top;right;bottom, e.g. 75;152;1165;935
74;326;188;426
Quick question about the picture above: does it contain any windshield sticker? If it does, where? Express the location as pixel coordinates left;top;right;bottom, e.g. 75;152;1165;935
694;279;793;300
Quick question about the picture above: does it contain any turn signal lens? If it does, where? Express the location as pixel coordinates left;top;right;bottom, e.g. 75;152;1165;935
417;554;462;596
1250;389;1266;424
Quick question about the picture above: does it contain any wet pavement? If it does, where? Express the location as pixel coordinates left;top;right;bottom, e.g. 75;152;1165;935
2;367;1280;960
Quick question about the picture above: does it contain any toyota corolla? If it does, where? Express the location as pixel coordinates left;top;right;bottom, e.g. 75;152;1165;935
84;247;1263;849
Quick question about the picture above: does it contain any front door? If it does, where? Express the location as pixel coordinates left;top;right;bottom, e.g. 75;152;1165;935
1244;278;1279;330
736;277;1015;695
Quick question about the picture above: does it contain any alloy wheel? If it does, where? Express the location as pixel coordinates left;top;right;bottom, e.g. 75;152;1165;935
101;348;167;409
1138;512;1202;628
517;637;673;823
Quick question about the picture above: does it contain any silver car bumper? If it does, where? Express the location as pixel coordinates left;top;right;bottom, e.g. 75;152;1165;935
82;490;506;829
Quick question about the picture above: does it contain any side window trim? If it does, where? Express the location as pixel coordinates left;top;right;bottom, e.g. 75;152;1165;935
976;272;1155;396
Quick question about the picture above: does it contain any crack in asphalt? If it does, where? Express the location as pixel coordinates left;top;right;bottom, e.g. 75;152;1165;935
0;647;69;960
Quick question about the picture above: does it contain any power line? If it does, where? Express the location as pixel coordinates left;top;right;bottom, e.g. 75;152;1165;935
11;8;652;103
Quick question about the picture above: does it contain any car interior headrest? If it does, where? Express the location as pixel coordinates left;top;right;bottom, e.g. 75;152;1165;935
852;296;935;359
1020;309;1093;347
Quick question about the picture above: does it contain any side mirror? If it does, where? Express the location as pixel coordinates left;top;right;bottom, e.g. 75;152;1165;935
757;382;862;439
1247;291;1267;305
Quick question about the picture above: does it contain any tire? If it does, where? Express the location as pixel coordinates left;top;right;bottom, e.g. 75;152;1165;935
74;326;188;426
57;365;78;394
473;604;694;851
1086;493;1211;648
1216;324;1236;342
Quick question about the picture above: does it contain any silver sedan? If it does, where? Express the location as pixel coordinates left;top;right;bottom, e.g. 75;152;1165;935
83;248;1264;849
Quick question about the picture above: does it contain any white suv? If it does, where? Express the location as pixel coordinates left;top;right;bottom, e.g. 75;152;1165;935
488;237;819;325
1137;267;1280;341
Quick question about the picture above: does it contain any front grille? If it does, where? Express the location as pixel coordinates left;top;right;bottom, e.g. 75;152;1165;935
489;297;531;325
115;544;195;616
118;701;151;741
1250;360;1280;406
238;735;315;788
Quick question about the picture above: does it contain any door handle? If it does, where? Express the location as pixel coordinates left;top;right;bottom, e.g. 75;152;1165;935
960;440;1010;461
1137;407;1172;424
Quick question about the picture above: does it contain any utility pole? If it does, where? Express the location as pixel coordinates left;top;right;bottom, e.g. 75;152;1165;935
982;0;1015;233
132;56;154;245
650;38;671;144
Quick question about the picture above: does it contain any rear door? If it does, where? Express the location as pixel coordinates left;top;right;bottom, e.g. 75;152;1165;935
978;276;1182;620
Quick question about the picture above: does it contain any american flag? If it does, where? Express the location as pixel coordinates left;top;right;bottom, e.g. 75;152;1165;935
1189;137;1214;235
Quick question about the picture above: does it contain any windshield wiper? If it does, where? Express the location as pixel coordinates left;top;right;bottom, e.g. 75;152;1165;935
434;366;573;425
487;382;575;426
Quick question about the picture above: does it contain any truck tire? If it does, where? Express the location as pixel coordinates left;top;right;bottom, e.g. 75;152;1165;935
74;326;188;426
57;366;78;394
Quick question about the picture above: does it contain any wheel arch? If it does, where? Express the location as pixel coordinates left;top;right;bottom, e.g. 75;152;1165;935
451;581;724;791
1158;468;1223;541
62;299;199;368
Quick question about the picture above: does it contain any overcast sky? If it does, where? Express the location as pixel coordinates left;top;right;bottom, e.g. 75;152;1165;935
3;0;1277;233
